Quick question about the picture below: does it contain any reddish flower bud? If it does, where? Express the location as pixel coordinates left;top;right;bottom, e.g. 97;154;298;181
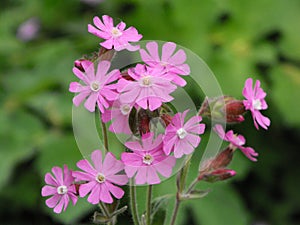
137;109;153;135
199;96;246;124
98;47;115;61
160;113;173;127
225;99;246;123
74;59;92;72
198;146;236;183
199;169;236;183
121;71;134;81
210;147;234;169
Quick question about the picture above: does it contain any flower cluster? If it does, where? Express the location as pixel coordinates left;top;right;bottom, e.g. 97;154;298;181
41;14;271;225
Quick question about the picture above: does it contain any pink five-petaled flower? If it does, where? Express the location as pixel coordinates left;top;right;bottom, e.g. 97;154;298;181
117;64;177;111
214;124;258;161
41;165;78;214
69;60;120;113
88;15;142;51
121;133;176;185
163;110;205;158
140;41;190;87
101;100;133;134
72;150;128;204
242;78;270;130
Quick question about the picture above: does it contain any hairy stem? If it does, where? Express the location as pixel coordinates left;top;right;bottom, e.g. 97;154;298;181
186;177;199;195
101;118;109;153
170;194;180;225
171;156;192;225
98;201;113;225
130;179;140;225
146;185;153;225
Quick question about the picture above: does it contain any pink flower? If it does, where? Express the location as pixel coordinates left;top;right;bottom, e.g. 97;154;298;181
16;17;40;42
117;64;177;111
214;124;258;161
101;100;133;134
72;150;128;204
242;78;270;130
41;165;78;214
69;60;120;113
140;41;190;86
88;15;142;51
163;110;205;158
121;133;176;185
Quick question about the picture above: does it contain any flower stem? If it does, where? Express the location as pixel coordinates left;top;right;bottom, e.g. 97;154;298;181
101;119;109;153
186;177;199;195
146;185;153;225
98;201;113;225
171;155;192;225
170;194;180;225
130;179;140;225
99;202;110;216
97;109;109;153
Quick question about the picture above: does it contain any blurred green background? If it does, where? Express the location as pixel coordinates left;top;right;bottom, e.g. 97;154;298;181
1;0;300;225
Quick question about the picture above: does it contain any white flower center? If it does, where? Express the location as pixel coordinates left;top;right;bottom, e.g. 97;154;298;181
140;76;152;87
96;173;106;183
253;99;262;110
111;27;122;38
177;128;187;139
90;81;100;92
160;61;168;67
143;154;154;165
57;185;68;195
120;104;131;115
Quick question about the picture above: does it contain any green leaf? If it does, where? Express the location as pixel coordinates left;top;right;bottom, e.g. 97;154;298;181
27;92;73;127
271;64;300;126
0;109;44;190
182;189;211;200
191;183;250;225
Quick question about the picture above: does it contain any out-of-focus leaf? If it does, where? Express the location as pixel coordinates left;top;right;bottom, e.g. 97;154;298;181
191;183;250;225
36;132;81;174
27;92;73;127
0;109;44;190
271;64;300;126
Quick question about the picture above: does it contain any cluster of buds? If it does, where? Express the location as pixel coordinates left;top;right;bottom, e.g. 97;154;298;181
198;77;271;183
41;14;271;225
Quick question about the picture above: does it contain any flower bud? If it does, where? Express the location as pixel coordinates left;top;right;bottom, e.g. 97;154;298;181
199;147;233;174
121;71;134;81
199;169;236;183
199;96;246;124
98;47;115;61
74;59;93;72
160;113;173;127
198;146;236;183
210;147;234;169
138;109;151;135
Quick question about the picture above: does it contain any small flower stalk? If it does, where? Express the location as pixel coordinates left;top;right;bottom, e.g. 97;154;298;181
41;14;271;225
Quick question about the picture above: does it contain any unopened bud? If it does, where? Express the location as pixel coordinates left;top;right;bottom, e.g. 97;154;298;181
199;169;236;183
137;108;151;135
121;71;134;81
74;59;93;72
98;47;115;61
199;96;246;124
225;99;246;123
210;147;234;169
160;113;173;127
